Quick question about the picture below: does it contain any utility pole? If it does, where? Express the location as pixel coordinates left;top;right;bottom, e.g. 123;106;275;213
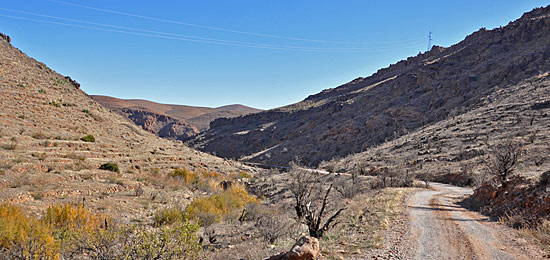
427;31;433;51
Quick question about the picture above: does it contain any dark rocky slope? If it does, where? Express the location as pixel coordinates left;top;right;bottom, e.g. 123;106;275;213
189;6;550;166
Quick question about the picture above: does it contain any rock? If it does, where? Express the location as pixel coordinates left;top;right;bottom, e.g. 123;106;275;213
266;236;320;260
0;33;11;43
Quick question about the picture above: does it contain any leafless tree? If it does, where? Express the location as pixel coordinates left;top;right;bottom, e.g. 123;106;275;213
484;141;522;187
288;162;346;238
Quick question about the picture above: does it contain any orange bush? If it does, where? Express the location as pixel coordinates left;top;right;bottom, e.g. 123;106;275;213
0;204;58;259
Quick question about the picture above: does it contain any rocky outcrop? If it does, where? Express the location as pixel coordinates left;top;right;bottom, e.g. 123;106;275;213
266;236;320;260
190;5;550;166
0;33;10;43
465;174;550;226
120;108;199;141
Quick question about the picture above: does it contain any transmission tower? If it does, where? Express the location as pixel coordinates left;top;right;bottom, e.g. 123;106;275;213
427;31;433;51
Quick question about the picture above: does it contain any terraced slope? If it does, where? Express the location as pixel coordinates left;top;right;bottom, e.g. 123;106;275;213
0;34;252;222
331;74;550;182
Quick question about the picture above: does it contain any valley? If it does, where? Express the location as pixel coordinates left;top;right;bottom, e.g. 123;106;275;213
1;4;550;260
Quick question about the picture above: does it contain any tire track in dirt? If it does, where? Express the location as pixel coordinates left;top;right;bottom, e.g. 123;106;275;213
407;183;544;260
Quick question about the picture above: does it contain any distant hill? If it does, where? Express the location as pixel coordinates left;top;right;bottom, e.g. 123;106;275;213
91;95;262;139
189;6;550;166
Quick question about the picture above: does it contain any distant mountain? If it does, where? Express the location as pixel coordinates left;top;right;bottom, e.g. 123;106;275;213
189;6;550;166
91;95;262;139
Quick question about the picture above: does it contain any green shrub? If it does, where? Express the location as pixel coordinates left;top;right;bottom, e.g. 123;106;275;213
80;134;95;142
99;163;120;173
82;109;90;114
39;89;46;94
48;101;60;107
117;221;201;259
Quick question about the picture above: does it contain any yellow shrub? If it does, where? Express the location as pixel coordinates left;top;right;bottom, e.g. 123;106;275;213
43;204;103;233
185;183;258;226
200;170;222;180
169;168;199;184
237;171;252;179
0;204;59;259
153;207;185;227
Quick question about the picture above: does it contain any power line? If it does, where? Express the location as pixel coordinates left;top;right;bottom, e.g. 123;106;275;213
47;0;426;45
0;13;424;52
0;8;425;51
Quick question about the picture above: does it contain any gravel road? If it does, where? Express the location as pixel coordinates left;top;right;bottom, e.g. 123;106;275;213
407;183;544;260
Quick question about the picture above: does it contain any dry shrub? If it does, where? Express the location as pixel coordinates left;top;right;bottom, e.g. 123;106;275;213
252;204;293;243
185;183;258;226
0;204;202;259
228;170;252;180
153;207;185;227
169;168;199;184
370;168;414;189
0;204;58;259
42;204;106;258
167;168;222;192
43;203;104;232
115;222;201;259
288;162;346;238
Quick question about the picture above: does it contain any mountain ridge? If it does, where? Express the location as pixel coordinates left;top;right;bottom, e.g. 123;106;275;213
189;5;550;166
91;95;262;139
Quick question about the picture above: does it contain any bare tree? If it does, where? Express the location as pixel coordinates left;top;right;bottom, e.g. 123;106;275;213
288;162;346;238
485;141;522;187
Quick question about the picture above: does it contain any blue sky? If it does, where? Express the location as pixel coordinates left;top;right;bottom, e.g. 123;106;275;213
0;1;545;109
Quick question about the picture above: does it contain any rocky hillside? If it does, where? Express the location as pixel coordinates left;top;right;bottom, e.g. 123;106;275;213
330;73;550;181
0;34;253;222
119;108;199;141
92;95;262;139
189;6;550;166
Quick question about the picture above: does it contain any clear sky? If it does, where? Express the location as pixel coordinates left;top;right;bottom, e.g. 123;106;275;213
0;1;545;109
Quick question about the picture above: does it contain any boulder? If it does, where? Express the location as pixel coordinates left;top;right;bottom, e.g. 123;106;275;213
0;33;11;43
266;236;320;260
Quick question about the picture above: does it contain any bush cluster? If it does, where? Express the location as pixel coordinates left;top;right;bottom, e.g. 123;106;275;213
80;134;95;142
99;163;120;173
185;183;258;226
0;204;58;259
0;203;202;259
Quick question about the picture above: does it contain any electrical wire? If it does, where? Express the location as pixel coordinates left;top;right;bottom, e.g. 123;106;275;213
0;8;425;52
47;0;426;45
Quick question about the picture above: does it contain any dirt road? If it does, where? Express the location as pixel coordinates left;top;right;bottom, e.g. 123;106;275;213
407;183;544;260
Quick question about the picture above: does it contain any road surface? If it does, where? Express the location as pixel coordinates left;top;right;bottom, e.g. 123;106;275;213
407;183;544;260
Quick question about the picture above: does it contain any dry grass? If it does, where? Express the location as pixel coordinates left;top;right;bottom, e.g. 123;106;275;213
518;220;550;253
321;187;413;257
